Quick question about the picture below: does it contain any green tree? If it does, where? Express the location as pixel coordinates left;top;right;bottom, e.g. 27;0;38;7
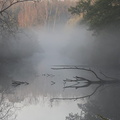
68;0;120;32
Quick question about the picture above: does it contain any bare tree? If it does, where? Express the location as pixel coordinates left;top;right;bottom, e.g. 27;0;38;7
0;0;38;36
51;66;120;101
0;91;20;120
0;0;38;14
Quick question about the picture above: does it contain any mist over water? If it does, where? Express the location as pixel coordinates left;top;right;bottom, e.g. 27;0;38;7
0;27;93;100
0;25;120;120
0;26;120;100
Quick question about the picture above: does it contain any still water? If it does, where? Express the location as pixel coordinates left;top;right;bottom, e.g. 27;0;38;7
0;28;120;120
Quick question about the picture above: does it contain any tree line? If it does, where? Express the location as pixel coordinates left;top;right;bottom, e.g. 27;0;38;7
68;0;120;33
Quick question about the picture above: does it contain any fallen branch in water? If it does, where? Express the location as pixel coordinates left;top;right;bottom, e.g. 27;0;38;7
51;66;120;101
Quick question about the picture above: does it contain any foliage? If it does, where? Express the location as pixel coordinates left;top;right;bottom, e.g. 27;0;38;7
68;0;120;32
76;102;110;120
0;0;36;37
68;0;91;15
65;112;110;120
97;115;109;120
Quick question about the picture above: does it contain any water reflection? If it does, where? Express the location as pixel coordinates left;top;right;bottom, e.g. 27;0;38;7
0;28;86;120
17;98;80;120
0;91;21;120
0;28;120;120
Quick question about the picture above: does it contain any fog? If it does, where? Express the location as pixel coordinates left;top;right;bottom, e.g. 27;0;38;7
0;26;120;98
0;26;120;120
61;27;120;69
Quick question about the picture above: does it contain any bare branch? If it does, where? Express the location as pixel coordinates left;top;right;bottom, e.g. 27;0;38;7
74;76;92;82
50;85;102;101
1;0;7;11
0;105;14;119
51;66;120;102
64;82;91;89
0;89;21;120
99;70;119;80
63;78;87;82
63;77;92;89
52;66;103;81
0;0;35;14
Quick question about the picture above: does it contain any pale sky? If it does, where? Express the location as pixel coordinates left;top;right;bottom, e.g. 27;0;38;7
17;99;81;120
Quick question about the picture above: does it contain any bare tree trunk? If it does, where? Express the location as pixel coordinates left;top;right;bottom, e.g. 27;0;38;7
53;5;58;30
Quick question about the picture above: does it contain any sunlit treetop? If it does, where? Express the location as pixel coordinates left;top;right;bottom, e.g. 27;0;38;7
68;0;120;33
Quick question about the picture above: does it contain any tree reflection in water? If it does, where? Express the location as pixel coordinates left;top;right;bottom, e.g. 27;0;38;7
50;65;120;120
51;65;120;101
0;90;20;120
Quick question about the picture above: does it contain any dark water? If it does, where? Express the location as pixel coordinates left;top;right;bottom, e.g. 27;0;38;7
0;28;120;120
